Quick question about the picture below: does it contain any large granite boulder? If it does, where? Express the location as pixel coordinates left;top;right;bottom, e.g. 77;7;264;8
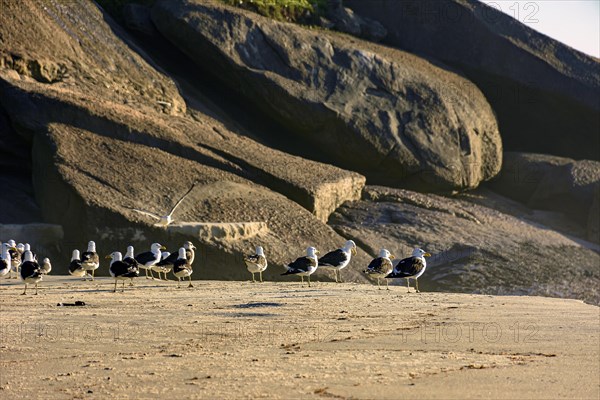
345;0;600;161
151;0;502;192
329;186;600;304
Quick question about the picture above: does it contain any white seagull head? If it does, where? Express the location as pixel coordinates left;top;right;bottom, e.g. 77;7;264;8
184;241;196;250
378;248;394;259
412;248;432;258
23;251;35;262
107;251;123;262
71;249;80;261
343;240;357;255
255;246;265;256
178;247;187;260
87;241;96;252
125;246;135;258
306;246;319;258
151;243;166;253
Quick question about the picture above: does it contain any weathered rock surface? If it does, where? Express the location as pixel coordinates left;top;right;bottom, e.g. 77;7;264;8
0;0;369;279
325;0;387;41
488;152;600;241
152;0;502;191
346;0;600;160
329;186;600;304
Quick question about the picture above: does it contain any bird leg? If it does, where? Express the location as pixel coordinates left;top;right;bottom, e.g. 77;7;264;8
129;279;134;286
177;277;181;288
308;275;311;288
34;283;38;295
260;271;263;283
386;279;390;290
122;281;126;292
113;279;117;293
377;278;381;290
301;276;304;284
415;279;420;293
338;270;343;283
21;283;27;295
334;270;338;283
91;269;95;281
150;269;156;280
406;278;411;293
188;276;193;288
251;273;255;283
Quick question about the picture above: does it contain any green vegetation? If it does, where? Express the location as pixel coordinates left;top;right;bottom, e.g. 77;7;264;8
219;0;327;22
96;0;327;25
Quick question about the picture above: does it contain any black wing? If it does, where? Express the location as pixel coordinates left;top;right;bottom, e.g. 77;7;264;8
390;257;424;277
156;252;177;266
69;259;84;274
135;251;158;265
111;260;139;278
9;249;19;262
172;258;190;274
244;254;261;263
123;257;139;268
81;252;99;264
364;257;392;274
318;249;348;267
283;256;316;275
20;261;41;279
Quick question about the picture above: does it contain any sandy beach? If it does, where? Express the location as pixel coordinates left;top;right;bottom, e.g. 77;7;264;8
0;276;598;399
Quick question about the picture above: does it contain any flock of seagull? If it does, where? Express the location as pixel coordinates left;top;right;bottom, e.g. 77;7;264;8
1;238;432;294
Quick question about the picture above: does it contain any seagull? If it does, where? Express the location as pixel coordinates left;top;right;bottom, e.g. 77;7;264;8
9;241;21;279
1;243;17;277
154;241;195;280
123;246;140;285
81;241;100;280
172;247;193;288
152;251;173;280
243;245;268;283
107;251;139;292
68;250;86;277
363;249;395;290
318;240;357;283
40;258;52;275
183;241;196;265
281;247;319;287
129;182;197;227
135;243;166;279
20;251;42;295
386;248;431;293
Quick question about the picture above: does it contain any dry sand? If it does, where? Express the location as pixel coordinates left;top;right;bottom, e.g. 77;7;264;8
1;276;598;399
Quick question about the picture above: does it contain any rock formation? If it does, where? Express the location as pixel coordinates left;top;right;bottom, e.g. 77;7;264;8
152;0;502;192
345;0;600;161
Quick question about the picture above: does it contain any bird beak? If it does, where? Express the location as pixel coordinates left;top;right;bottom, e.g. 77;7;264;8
9;247;17;251
316;250;320;255
351;247;357;255
390;255;396;259
105;254;112;259
424;253;432;257
160;246;166;250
